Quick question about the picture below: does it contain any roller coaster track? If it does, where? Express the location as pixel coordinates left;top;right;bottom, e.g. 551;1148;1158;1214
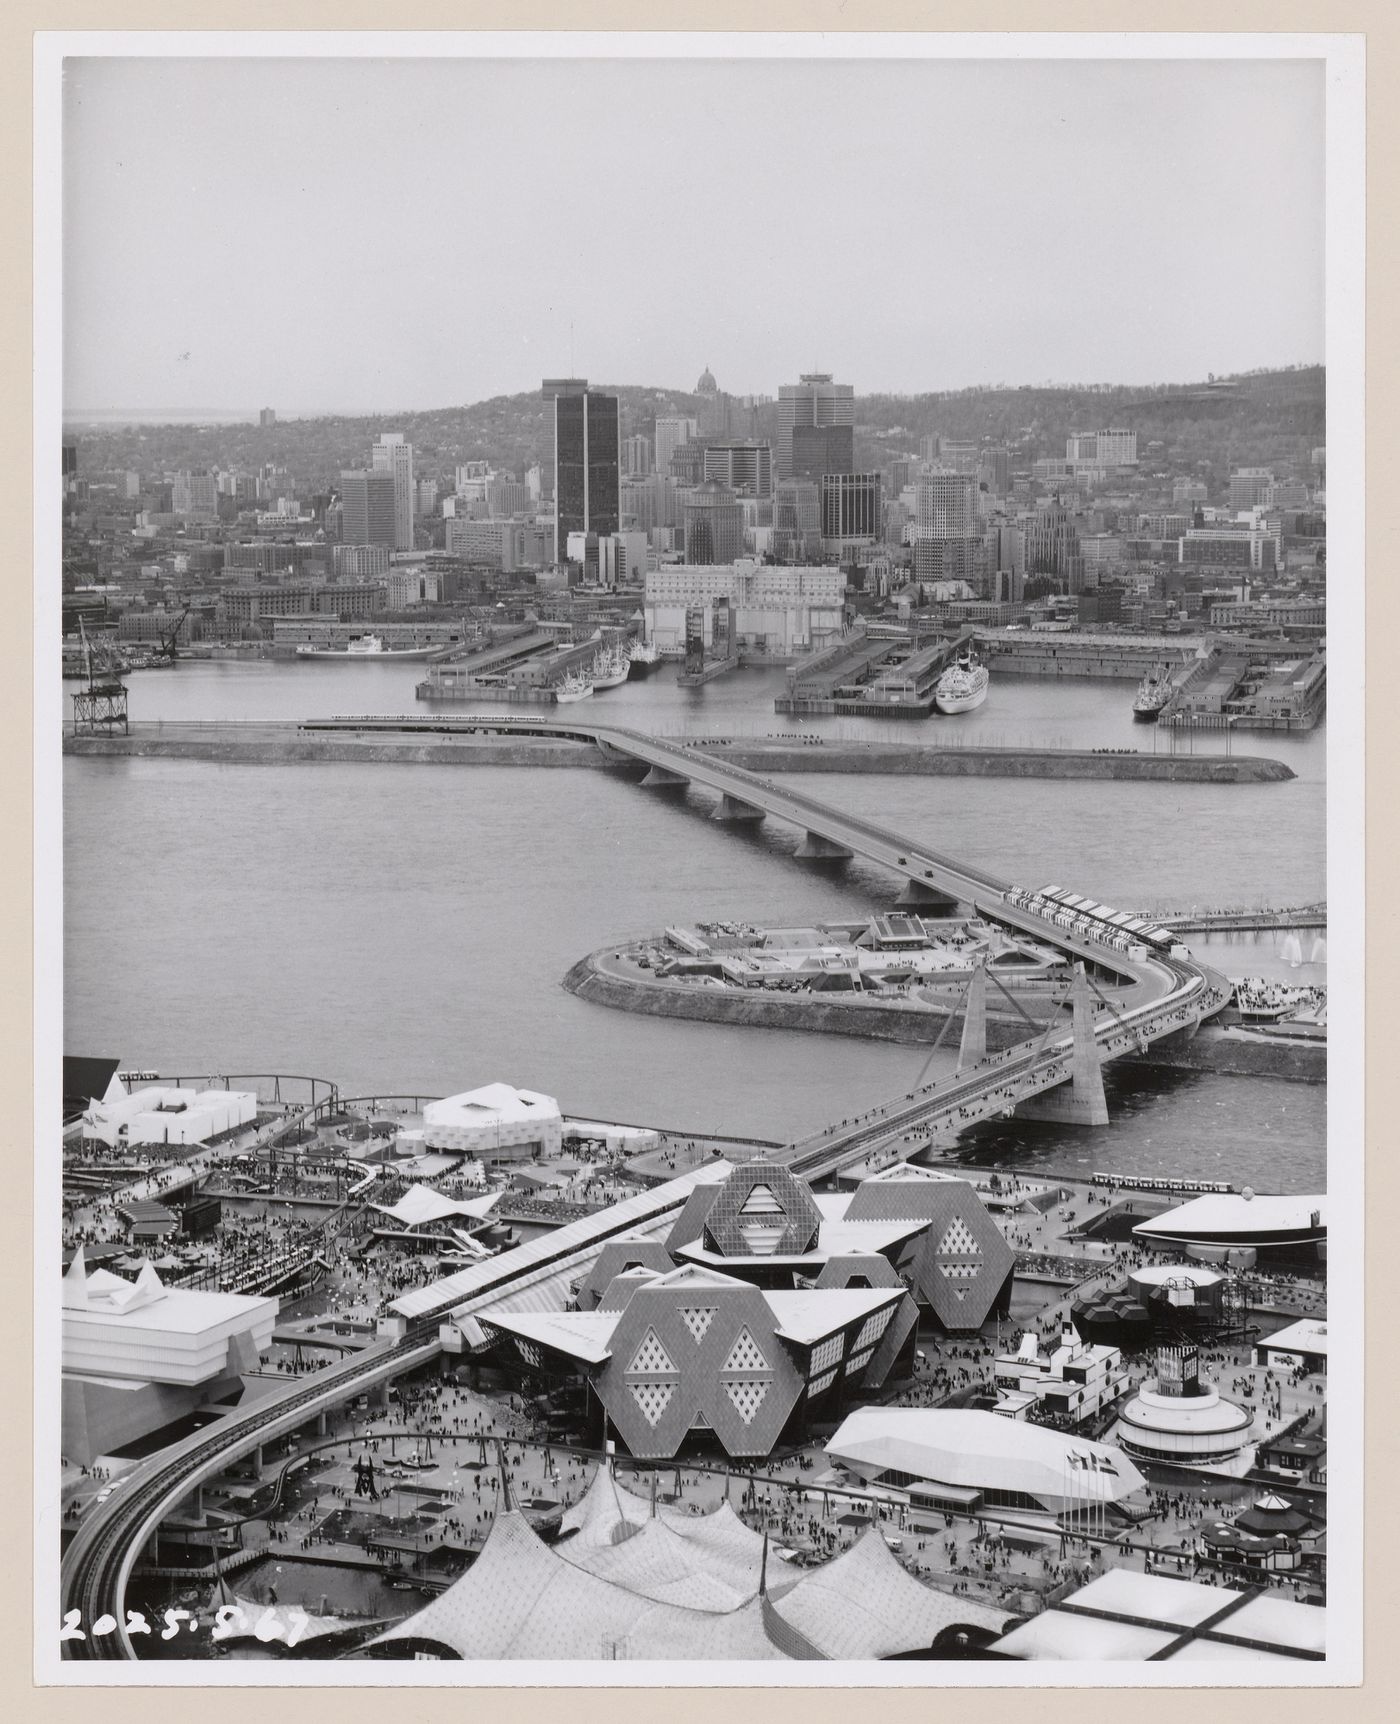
61;716;1229;1660
61;1339;440;1660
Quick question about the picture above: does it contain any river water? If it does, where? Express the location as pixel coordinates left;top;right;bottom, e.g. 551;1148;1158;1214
63;658;1327;1192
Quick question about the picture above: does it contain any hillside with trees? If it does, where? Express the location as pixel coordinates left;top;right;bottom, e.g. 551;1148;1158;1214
66;365;1323;495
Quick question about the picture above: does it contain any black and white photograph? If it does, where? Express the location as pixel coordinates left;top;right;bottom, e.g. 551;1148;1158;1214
35;32;1365;1684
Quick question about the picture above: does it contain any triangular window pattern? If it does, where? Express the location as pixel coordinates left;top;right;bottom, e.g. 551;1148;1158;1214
737;1183;788;1255
724;1379;768;1424
723;1326;769;1373
679;1305;717;1343
628;1327;676;1375
739;1183;784;1217
939;1262;982;1279
629;1381;675;1427
938;1216;982;1257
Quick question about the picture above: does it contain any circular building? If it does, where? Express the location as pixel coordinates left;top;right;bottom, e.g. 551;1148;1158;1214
1128;1263;1228;1325
1115;1346;1253;1469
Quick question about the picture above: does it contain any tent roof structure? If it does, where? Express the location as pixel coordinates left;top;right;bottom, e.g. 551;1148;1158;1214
766;1525;1011;1658
363;1507;816;1661
371;1183;500;1228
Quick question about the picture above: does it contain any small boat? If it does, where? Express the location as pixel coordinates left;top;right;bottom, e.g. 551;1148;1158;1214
933;648;990;715
553;669;594;704
1132;665;1174;721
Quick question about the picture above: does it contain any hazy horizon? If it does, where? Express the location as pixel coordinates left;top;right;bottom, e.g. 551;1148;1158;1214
62;359;1325;430
62;55;1325;418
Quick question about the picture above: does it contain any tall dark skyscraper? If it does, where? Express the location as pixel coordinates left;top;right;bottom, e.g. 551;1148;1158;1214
777;372;855;479
552;384;621;561
790;424;855;482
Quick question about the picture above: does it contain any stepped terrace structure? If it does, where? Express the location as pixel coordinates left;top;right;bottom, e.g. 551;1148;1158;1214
61;1249;277;1466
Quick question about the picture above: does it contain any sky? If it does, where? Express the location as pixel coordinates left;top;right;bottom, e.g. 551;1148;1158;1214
60;54;1326;414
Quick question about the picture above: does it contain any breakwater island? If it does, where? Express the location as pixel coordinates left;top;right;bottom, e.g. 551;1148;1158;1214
563;932;1325;1085
64;718;1296;784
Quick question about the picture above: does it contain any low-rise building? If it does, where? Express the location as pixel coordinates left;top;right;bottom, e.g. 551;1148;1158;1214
62;1252;277;1465
421;1082;563;1164
993;1324;1130;1425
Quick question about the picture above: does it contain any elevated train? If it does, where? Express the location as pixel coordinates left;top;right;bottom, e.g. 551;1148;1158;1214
1003;884;1191;962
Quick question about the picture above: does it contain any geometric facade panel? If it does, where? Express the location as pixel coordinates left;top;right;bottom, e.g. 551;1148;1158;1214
700;1162;823;1259
679;1305;718;1343
723;1326;769;1373
938;1217;981;1257
810;1335;844;1375
629;1380;676;1426
844;1348;875;1376
724;1379;769;1423
575;1236;678;1309
853;1309;894;1352
628;1328;676;1376
594;1279;804;1462
898;1179;1017;1334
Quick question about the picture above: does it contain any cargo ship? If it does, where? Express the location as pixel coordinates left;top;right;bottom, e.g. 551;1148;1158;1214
295;634;439;662
1132;666;1175;721
553;668;594;704
628;638;661;677
589;642;631;690
933;648;990;715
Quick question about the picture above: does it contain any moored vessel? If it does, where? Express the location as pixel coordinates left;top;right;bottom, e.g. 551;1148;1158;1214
627;638;661;677
553;668;595;704
589;642;631;690
295;634;440;662
1132;665;1174;721
933;648;990;715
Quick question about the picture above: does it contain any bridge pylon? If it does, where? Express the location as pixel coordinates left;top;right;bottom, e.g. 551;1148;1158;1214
957;960;988;1069
1015;961;1110;1127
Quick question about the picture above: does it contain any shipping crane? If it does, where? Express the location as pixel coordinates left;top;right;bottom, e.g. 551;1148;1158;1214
70;615;128;735
152;603;192;662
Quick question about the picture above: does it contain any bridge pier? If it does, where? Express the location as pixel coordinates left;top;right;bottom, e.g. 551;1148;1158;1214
711;794;765;823
957;962;987;1068
640;763;690;789
895;878;962;915
795;832;854;860
1015;963;1109;1127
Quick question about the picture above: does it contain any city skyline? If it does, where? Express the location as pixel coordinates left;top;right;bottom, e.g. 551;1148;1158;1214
62;55;1324;415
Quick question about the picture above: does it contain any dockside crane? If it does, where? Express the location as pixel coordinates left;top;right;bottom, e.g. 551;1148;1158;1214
71;615;129;736
153;603;192;663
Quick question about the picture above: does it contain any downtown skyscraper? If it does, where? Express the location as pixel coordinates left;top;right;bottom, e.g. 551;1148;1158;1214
777;372;855;480
371;432;416;551
551;382;621;561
